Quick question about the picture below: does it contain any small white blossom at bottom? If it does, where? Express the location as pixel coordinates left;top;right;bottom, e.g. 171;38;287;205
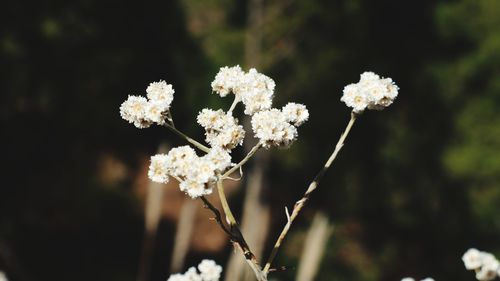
463;248;485;270
198;259;223;281
401;278;415;281
476;258;499;281
421;278;435;281
166;260;222;281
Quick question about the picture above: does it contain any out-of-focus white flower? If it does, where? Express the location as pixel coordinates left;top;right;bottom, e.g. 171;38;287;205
0;271;8;281
341;71;399;113
184;267;203;281
198;259;223;281
166;260;222;281
401;278;415;281
282;102;309;127
251;108;298;148
148;154;169;183
211;65;245;97
463;248;484;270
146;80;174;108
120;95;152;128
421;278;435;281
476;258;499;281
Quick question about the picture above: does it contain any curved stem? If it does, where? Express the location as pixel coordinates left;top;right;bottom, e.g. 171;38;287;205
217;180;237;226
227;96;240;115
263;111;358;275
222;143;261;179
164;123;210;153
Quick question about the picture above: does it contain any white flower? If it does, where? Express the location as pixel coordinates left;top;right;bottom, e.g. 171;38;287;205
421;278;435;281
166;146;198;177
238;68;275;115
341;71;399;113
251;108;298;148
198;259;223;281
145;100;168;125
120;95;152;128
476;258;499;281
204;147;232;172
340;84;368;113
148;154;169;183
463;248;485;270
166;260;222;281
197;109;227;130
211;65;245;97
184;267;203;281
146;80;174;107
282;102;309;126
198;109;245;150
401;278;415;281
180;180;210;199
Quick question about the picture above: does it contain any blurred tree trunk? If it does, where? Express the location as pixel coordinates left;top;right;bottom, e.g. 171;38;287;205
296;212;333;281
224;0;271;280
170;199;197;272
137;144;168;281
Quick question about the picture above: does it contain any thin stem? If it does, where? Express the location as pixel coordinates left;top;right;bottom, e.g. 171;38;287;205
222;143;261;179
200;196;232;236
216;180;237;226
263;111;358;275
227;96;240;115
164;123;210;153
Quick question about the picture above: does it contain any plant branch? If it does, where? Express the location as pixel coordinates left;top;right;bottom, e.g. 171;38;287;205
164;123;210;153
222;143;261;179
263;111;358;275
227;96;240;115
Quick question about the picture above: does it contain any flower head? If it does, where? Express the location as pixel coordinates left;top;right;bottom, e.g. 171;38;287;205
146;80;174;108
211;65;245;97
251;108;298;148
341;71;399;113
198;259;223;281
120;95;152;128
282;102;309;127
148;154;169;184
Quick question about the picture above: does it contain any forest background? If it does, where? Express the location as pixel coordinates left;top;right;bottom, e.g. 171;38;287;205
1;0;500;281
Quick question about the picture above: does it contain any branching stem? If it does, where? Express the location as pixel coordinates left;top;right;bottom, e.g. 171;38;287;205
263;111;358;275
164;123;210;153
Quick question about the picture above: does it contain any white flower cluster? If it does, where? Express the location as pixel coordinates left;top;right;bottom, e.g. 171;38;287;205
120;80;174;128
211;65;275;115
134;66;308;197
341;71;399;113
167;259;222;281
209;66;309;148
463;248;500;281
197;109;245;150
148;146;231;198
401;278;434;281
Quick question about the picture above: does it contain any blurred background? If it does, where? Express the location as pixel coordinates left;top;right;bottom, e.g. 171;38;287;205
1;0;500;280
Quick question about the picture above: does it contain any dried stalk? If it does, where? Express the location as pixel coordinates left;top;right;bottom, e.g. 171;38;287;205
263;112;358;275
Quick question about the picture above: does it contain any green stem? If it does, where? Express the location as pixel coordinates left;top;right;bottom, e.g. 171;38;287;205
222;143;261;179
164;123;210;153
